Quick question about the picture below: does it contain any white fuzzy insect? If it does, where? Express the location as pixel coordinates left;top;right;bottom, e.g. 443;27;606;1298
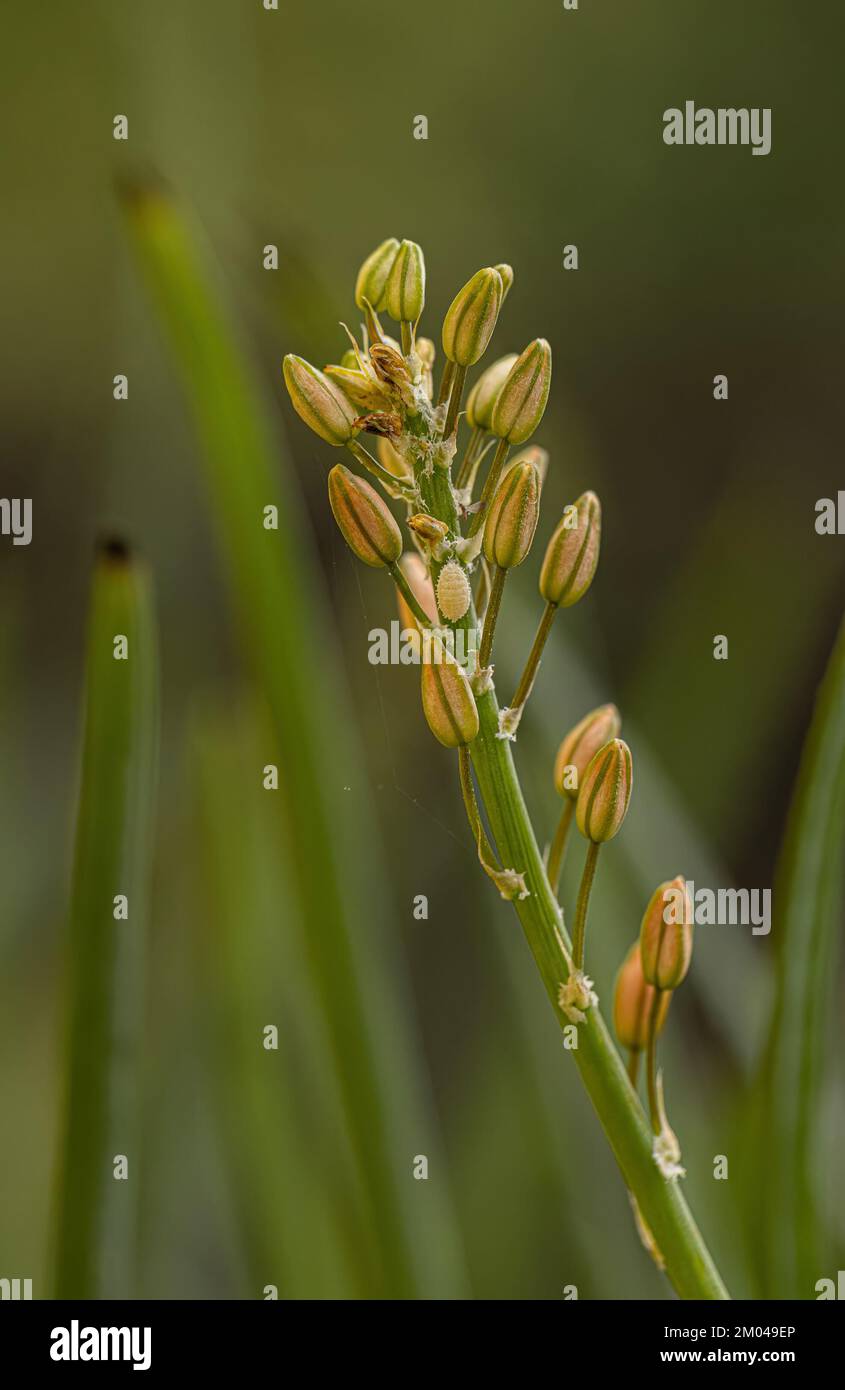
436;560;471;622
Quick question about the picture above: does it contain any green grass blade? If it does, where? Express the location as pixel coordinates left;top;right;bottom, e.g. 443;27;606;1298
51;543;159;1298
758;615;845;1297
123;186;468;1298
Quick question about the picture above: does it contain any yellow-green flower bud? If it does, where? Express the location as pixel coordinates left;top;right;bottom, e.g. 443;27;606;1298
575;737;632;843
283;355;359;446
421;644;479;748
323;365;393;414
465;353;518;430
482;460;540;570
340;348;359;371
327;464;402;568
494;263;514;301
613;943;671;1052
355;237;400;311
553;703;621;800
639;877;694;991
539;490;601;607
377;436;412;482
441;267;503;367
385;239;426;323
490;338;552;444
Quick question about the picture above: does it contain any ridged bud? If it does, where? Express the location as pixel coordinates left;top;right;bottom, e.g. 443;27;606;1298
327;464;402;568
575;737;632;843
482;461;540;570
283;355;359;446
494;263;514;301
465;353;518;431
442;267;503;367
324;365;393;414
376;436;412;482
421;644;479;748
385;239;426;323
490;338;551;444
639;877;694;991
539;491;601;607
435;559;472;621
613;943;671;1052
355;237;400;311
553;703;621;800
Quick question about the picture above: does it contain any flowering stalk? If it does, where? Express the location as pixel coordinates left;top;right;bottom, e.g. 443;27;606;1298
282;237;729;1301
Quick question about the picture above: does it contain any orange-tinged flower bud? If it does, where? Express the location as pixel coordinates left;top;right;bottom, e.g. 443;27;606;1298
639;877;694;991
465;353;518;430
490;338;552;444
283;355;359;446
442;267;503;367
539;491;601;607
576;737;632;843
553;703;621;800
327;464;402;568
355;237;400;311
421;644;479;748
482;460;541;570
613;942;671;1052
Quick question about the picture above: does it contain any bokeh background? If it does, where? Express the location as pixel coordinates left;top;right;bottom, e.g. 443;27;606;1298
1;0;843;1299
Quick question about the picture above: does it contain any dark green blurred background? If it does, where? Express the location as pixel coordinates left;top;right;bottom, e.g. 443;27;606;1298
2;0;843;1299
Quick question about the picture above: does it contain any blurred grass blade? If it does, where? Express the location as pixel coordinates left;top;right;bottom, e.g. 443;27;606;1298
758;614;845;1297
51;542;159;1298
123;185;468;1298
191;699;365;1298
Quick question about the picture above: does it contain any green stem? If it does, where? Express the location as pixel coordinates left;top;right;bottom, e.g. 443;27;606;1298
466;437;509;538
388;561;432;630
469;688;729;1300
401;320;413;356
547;798;574;896
477;565;507;670
509;601;557;713
572;840;600;970
347;438;415;498
454;425;484;491
646;989;663;1136
627;1049;641;1088
443;363;467;440
437;358;455;407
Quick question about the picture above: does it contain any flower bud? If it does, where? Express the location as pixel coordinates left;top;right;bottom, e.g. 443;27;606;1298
324;365;393;414
283;355;359;446
421;643;479;748
355;237;400;311
396;554;437;633
494;263;514;301
482;460;540;570
340;348;359;370
613;942;671;1052
408;513;450;545
385;239;426;323
575;737;632;843
435;559;472;621
415;336;436;396
553;703;621;800
442;267;503;367
501;444;549;488
377;436;412;482
490;338;551;444
539;490;601;607
465;353;518;431
639;877;694;991
327;464;402;568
